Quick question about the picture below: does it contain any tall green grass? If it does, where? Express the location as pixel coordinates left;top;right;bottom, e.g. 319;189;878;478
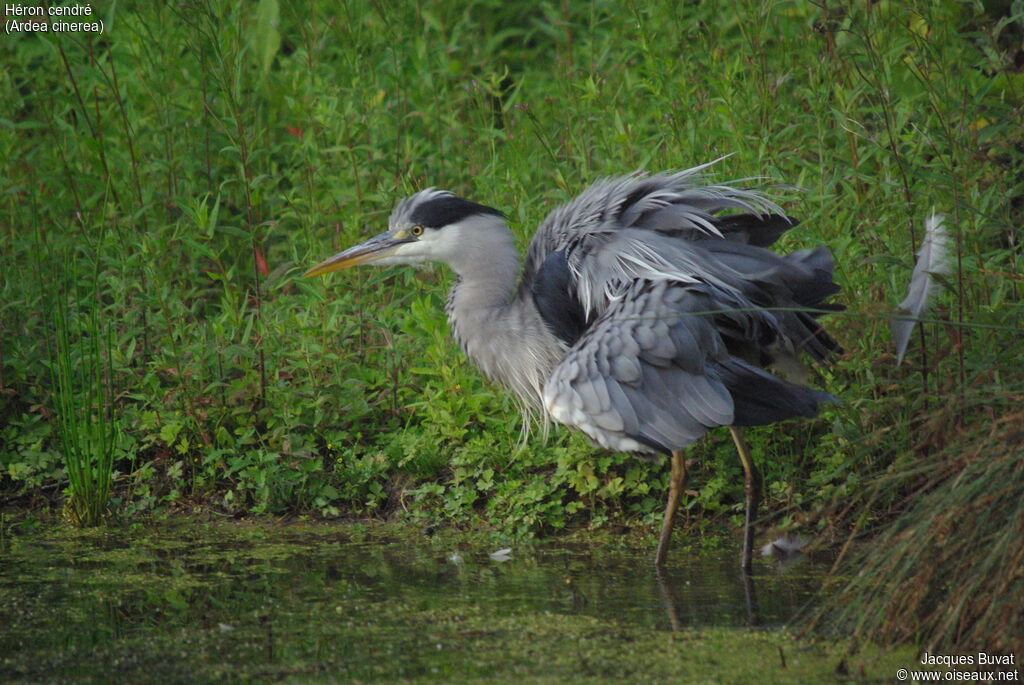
0;0;1021;652
52;273;118;526
811;414;1023;654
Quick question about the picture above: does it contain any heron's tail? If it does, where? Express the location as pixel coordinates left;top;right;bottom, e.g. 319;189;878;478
779;246;843;363
702;241;843;364
718;358;838;427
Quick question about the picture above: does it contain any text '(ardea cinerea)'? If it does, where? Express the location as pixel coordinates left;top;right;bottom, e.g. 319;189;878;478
306;159;842;570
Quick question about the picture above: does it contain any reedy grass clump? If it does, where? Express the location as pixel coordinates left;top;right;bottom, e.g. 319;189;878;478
0;0;1022;652
52;280;118;526
51;292;117;524
814;410;1024;655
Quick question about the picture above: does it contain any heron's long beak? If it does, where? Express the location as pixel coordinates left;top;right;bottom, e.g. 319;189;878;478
304;231;408;277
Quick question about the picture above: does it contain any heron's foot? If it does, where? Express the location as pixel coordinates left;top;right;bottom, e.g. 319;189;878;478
654;450;687;567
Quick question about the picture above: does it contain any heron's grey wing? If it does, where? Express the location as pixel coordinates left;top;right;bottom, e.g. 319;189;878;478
542;280;835;455
520;160;789;292
563;228;843;365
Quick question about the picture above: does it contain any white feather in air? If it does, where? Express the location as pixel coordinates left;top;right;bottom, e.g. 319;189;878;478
891;212;951;365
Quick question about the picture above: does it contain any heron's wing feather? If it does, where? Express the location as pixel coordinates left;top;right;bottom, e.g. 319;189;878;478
700;241;844;362
531;249;588;345
710;213;796;247
521;160;789;293
534;223;842;368
543;281;835;454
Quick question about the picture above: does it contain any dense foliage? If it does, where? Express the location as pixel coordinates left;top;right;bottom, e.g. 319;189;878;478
1;0;1021;652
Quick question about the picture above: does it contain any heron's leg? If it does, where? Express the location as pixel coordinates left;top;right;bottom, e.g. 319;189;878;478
729;427;761;573
654;564;683;631
654;450;687;567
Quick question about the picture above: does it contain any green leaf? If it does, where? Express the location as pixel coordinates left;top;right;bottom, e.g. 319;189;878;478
160;422;183;445
253;0;281;79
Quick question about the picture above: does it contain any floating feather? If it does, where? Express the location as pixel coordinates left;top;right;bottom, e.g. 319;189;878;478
891;213;951;365
760;534;807;558
489;548;512;563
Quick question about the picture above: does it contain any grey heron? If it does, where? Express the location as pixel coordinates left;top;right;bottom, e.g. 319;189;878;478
306;159;841;570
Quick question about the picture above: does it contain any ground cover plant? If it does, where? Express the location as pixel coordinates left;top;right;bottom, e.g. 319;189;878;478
2;0;1022;656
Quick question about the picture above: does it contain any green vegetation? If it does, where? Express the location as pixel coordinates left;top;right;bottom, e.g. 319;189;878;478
51;270;120;526
814;416;1023;655
2;0;1021;657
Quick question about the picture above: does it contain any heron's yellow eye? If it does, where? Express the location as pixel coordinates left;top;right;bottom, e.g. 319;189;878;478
410;225;424;237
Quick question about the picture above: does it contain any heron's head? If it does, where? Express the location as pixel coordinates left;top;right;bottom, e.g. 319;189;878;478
304;189;507;277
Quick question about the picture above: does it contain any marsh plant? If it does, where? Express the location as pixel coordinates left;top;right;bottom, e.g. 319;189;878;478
52;285;119;526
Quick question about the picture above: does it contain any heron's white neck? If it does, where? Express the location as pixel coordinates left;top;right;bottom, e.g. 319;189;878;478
444;216;522;346
442;216;564;410
445;217;521;312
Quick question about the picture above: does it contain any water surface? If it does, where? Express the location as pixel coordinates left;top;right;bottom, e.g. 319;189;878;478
0;521;900;683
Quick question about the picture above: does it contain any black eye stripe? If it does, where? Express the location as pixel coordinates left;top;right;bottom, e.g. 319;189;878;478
409;195;503;228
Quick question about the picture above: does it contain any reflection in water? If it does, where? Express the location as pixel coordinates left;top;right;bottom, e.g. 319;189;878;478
0;523;825;681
